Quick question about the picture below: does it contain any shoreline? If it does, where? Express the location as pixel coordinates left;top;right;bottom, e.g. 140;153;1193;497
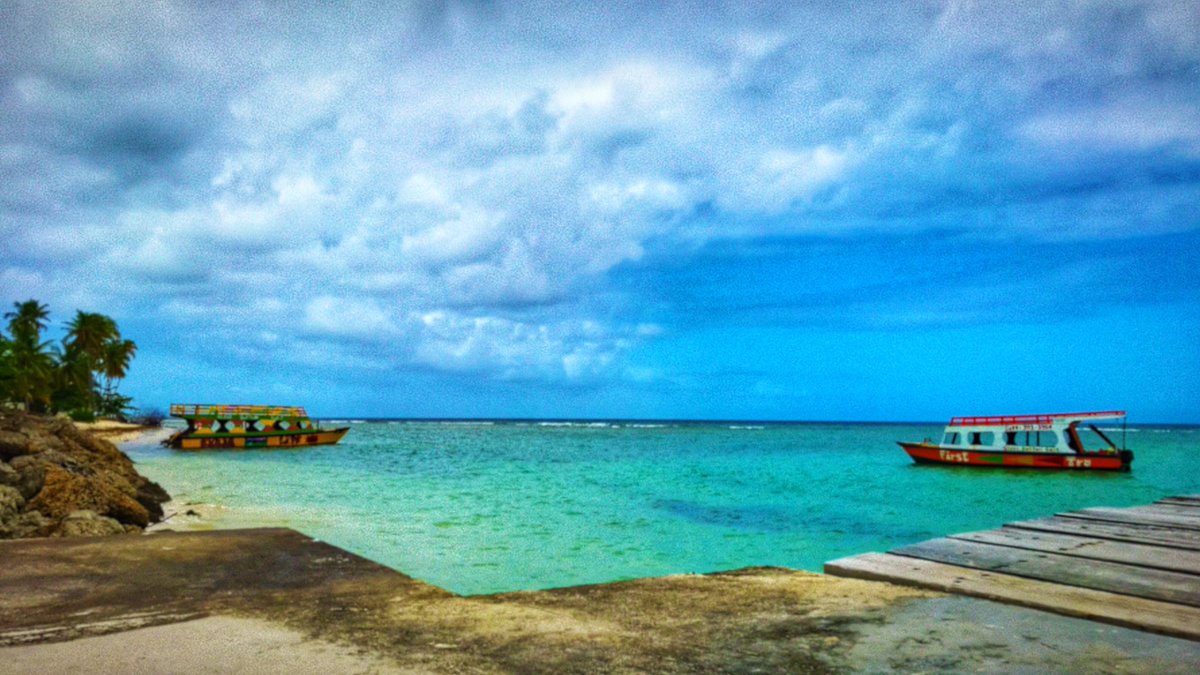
108;430;231;535
145;499;229;533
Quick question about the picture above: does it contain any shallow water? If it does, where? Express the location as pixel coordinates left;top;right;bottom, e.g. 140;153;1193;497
126;421;1199;595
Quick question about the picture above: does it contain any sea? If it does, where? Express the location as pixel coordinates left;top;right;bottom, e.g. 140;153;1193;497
124;420;1199;596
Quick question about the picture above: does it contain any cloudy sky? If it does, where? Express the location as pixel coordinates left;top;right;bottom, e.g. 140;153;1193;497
2;1;1198;421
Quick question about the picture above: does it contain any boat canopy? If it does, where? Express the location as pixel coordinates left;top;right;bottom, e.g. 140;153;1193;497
948;411;1125;427
169;404;310;420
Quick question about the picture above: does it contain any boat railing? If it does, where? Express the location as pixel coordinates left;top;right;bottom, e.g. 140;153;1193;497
949;411;1125;427
169;404;309;419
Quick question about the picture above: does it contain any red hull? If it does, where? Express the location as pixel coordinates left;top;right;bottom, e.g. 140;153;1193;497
899;442;1131;471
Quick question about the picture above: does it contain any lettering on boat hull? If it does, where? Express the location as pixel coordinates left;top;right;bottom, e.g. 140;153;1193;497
901;443;1130;472
938;449;970;463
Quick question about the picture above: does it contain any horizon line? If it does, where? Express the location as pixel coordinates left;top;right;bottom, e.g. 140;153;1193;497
301;416;1197;427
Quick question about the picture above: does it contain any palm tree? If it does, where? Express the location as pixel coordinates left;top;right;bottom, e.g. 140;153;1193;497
4;300;55;411
5;300;50;345
2;302;139;416
0;332;14;405
61;311;120;413
101;338;138;397
51;344;93;412
64;311;119;363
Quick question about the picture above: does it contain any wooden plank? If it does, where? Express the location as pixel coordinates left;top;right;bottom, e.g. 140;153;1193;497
825;552;1200;641
952;528;1200;576
891;538;1200;607
1007;516;1200;551
1131;504;1200;521
1062;507;1200;532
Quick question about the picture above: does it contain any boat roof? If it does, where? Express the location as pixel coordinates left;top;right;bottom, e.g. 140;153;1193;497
948;411;1125;427
169;404;309;419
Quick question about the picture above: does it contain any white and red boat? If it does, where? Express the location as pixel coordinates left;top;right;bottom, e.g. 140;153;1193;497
899;411;1133;471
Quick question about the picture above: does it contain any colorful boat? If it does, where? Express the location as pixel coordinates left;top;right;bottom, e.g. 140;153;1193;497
899;411;1133;471
163;404;350;450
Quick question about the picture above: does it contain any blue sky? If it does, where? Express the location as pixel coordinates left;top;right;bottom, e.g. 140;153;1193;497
2;1;1198;421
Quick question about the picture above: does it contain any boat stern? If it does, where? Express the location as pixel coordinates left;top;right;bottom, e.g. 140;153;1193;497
1119;449;1135;471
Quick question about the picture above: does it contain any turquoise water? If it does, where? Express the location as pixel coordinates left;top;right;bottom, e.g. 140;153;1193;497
125;421;1199;596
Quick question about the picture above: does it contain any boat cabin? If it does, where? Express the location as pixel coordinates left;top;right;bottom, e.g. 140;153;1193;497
935;411;1126;456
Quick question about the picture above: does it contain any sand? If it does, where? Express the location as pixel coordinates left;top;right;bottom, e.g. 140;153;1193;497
0;615;410;674
74;420;170;445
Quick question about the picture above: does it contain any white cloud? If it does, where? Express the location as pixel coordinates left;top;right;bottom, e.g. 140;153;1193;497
274;174;331;208
751;145;852;211
401;206;505;265
1019;100;1200;154
413;310;638;380
303;296;395;338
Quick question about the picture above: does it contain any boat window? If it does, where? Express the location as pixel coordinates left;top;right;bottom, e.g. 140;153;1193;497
1066;427;1081;452
1077;426;1115;450
942;431;960;445
1008;430;1058;447
969;431;994;446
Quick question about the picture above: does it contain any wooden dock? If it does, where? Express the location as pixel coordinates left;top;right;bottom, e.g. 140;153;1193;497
826;495;1200;641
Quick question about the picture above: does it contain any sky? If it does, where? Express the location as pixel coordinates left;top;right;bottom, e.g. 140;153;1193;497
1;1;1198;422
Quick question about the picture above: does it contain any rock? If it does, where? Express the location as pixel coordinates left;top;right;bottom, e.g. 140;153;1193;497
0;462;17;489
0;484;24;520
0;485;41;539
0;410;171;539
56;510;127;537
7;456;46;500
14;510;52;537
0;430;30;460
105;489;152;528
1;508;51;539
27;466;151;528
136;480;171;521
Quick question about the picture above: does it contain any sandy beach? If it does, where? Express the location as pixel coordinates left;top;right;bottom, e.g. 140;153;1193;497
1;616;410;675
73;420;170;445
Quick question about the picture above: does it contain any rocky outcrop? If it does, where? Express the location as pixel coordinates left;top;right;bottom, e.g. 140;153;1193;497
0;410;170;538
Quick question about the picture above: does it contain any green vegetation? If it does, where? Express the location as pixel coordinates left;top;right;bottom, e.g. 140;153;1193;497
0;299;137;419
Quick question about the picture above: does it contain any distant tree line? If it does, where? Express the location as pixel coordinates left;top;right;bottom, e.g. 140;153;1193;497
0;299;138;421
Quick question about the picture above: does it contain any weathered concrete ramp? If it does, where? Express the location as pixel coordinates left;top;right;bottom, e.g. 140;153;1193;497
5;527;1200;671
827;495;1200;641
0;527;938;672
0;528;445;645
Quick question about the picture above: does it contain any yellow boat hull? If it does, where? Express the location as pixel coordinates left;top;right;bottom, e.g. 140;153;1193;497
168;427;350;450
